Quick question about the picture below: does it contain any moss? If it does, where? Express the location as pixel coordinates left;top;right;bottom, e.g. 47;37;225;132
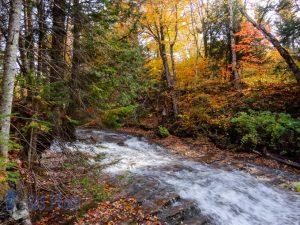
158;126;170;138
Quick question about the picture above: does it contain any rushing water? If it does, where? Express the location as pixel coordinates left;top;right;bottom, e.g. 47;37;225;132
51;129;300;225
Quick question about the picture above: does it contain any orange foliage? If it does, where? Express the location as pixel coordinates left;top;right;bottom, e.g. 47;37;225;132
235;22;271;64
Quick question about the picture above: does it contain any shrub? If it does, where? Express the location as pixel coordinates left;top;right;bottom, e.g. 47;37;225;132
158;126;170;138
103;105;136;128
191;93;211;106
190;106;211;123
230;111;300;156
171;114;201;137
293;182;300;192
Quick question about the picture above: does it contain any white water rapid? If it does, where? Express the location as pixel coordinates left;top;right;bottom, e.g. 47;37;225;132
51;129;300;225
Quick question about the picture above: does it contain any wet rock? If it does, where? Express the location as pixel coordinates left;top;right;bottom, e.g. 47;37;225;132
181;215;213;225
158;200;198;224
119;177;212;225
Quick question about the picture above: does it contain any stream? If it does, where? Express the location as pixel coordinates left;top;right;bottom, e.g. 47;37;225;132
51;129;300;225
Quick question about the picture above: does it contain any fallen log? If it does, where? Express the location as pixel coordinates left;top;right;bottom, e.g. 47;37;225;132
252;148;300;169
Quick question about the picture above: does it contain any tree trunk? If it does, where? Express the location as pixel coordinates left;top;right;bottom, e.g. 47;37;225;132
37;0;48;76
189;0;200;78
24;0;35;71
50;0;69;137
170;3;179;86
70;0;82;107
169;44;179;116
239;7;300;85
229;0;241;90
158;25;172;87
0;0;22;160
158;23;178;117
19;34;30;75
171;92;179;117
170;44;177;86
51;0;66;83
159;42;179;117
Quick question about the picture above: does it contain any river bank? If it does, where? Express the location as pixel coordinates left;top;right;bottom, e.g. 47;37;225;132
118;127;300;191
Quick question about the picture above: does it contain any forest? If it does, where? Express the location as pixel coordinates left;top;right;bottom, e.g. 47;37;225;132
0;0;300;224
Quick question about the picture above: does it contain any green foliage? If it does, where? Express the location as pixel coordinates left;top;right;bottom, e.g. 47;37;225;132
0;157;5;171
0;131;23;152
66;116;81;126
84;37;148;110
79;177;110;202
48;81;71;107
90;184;111;202
21;120;52;134
103;105;137;128
63;163;75;170
158;126;170;138
231;111;300;155
276;0;300;51
80;177;91;188
8;140;23;151
243;97;255;105
6;171;20;184
0;158;20;184
293;182;300;192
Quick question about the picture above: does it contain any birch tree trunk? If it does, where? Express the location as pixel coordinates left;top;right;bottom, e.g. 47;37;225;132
0;0;22;160
239;7;300;86
229;0;241;90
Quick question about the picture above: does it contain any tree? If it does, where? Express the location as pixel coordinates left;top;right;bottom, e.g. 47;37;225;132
229;0;241;89
235;22;271;74
70;0;82;107
276;0;300;52
239;6;300;85
50;0;72;138
188;0;201;78
142;0;180;116
0;0;22;160
168;1;179;86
